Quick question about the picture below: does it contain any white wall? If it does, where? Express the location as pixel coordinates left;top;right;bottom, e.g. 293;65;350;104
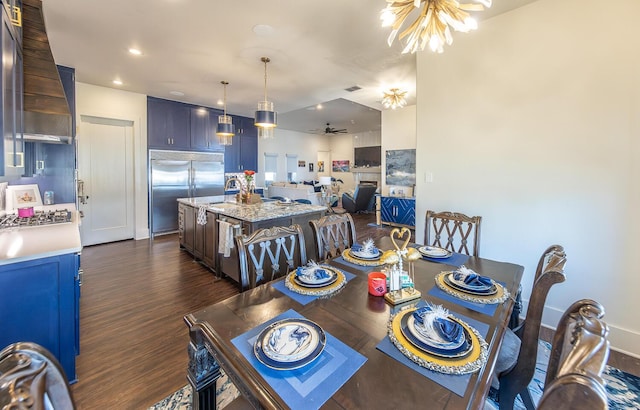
381;105;417;196
75;83;149;239
415;0;640;356
257;129;330;185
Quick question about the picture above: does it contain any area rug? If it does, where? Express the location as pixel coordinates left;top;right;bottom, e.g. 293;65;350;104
150;341;640;409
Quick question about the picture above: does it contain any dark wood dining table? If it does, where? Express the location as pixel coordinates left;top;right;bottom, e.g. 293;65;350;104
183;237;524;410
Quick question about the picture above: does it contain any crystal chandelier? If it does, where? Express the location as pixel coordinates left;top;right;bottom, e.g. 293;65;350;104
254;57;277;139
382;88;408;110
216;81;235;146
380;0;491;54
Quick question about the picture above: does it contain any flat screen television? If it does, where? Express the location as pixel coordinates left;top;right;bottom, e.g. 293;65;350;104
354;146;381;168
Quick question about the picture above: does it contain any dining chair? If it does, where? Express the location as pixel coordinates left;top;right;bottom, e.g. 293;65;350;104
0;341;76;409
424;210;482;257
493;245;567;410
235;224;307;292
309;213;357;262
538;299;609;410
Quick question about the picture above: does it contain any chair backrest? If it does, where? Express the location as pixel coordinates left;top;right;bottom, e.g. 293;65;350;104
498;246;567;409
309;213;357;262
294;198;312;204
538;299;609;410
424;210;482;257
351;184;377;211
236;224;307;291
0;342;76;409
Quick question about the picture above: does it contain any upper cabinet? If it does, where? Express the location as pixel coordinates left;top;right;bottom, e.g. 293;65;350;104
224;115;257;173
147;96;224;152
1;1;23;176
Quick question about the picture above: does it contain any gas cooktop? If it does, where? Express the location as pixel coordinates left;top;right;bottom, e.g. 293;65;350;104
0;210;72;229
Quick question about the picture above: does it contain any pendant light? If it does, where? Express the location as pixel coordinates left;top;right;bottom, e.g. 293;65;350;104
216;81;235;146
254;57;277;139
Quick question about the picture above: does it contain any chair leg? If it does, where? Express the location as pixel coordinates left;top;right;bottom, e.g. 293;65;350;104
498;380;517;410
519;387;535;410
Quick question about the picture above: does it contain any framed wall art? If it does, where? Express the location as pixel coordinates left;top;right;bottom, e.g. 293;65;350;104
298;160;306;168
332;160;350;172
309;163;314;171
386;149;416;186
6;184;43;211
317;161;325;172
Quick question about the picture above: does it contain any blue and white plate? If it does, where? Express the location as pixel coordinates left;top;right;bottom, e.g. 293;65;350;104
418;246;452;259
349;248;381;260
295;267;338;287
444;272;497;295
254;318;326;370
399;314;472;358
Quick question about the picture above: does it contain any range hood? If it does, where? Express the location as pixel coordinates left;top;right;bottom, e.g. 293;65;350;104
21;0;72;144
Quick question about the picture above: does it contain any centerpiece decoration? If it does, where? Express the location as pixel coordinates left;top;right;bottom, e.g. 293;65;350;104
237;170;261;204
380;227;422;305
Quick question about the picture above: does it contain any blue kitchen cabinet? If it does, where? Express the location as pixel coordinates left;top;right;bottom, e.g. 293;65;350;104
0;252;81;383
190;106;224;152
224;115;257;172
1;1;23;176
380;196;416;228
147;96;191;150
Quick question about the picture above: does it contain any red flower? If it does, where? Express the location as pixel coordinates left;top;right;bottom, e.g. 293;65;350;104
244;170;256;176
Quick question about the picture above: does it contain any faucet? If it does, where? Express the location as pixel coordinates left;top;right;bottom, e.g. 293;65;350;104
224;176;242;192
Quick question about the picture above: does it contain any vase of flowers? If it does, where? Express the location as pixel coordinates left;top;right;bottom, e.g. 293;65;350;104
238;170;259;204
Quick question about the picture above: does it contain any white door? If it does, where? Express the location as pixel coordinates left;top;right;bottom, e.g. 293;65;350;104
77;116;134;246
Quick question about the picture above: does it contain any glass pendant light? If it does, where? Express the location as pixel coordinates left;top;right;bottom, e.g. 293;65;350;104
254;57;277;139
216;81;235;146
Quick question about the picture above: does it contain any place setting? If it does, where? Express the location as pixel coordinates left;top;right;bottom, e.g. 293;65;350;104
428;265;511;316
340;238;386;267
231;309;367;410
272;261;355;305
415;245;470;267
377;302;490;396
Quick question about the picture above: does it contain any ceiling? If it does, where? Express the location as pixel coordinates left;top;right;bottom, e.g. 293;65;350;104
42;0;538;134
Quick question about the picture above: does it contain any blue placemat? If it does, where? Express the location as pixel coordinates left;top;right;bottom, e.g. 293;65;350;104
271;269;356;305
231;309;367;410
427;285;501;316
376;301;489;397
331;255;382;272
421;253;470;267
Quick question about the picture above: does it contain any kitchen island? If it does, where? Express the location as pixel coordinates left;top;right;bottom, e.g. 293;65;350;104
177;196;326;291
0;205;82;383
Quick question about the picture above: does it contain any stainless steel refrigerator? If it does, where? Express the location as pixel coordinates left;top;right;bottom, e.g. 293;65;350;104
149;150;224;235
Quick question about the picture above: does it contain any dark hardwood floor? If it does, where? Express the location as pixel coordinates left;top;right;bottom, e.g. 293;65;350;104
69;212;638;409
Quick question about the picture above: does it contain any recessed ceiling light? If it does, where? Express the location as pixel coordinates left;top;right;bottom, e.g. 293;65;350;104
128;48;142;55
316;104;323;110
217;99;224;106
112;79;123;86
169;91;185;97
252;24;274;36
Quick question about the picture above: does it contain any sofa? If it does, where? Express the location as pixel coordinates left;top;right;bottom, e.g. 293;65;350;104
267;183;323;205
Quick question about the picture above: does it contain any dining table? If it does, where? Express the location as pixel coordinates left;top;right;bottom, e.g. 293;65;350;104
183;236;524;410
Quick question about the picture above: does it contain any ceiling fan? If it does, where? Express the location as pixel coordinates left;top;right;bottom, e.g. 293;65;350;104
323;123;347;134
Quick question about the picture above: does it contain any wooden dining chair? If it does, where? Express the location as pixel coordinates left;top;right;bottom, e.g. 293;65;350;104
309;213;357;262
235;224;307;292
0;342;76;409
538;299;609;410
424;210;482;257
493;245;567;410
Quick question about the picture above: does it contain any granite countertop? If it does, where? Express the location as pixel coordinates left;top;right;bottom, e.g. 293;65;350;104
0;203;82;265
177;197;327;223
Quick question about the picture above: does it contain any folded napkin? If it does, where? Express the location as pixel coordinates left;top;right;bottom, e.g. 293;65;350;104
412;305;463;344
453;266;493;288
351;238;379;255
296;266;331;281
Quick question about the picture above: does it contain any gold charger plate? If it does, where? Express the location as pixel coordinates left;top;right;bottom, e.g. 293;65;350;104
284;265;347;296
341;248;385;266
388;308;488;374
435;272;510;305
